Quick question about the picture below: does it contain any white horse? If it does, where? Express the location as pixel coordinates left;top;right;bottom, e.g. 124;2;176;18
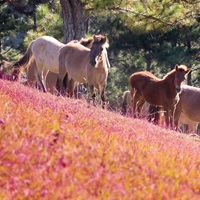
12;36;93;92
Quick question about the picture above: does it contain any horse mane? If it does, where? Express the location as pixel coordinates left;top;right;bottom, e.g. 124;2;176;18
79;37;93;48
176;64;188;71
163;64;188;80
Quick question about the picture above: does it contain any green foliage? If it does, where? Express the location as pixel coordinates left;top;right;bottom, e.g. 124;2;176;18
0;2;33;39
1;0;63;61
24;3;63;46
2;47;21;61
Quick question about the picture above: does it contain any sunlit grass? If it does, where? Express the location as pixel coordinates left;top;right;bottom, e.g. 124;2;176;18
1;79;200;199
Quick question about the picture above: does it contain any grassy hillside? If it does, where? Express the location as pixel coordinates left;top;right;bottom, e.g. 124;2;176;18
1;79;200;199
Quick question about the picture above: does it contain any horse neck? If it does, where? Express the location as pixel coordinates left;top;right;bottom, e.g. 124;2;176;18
97;48;110;70
163;72;176;94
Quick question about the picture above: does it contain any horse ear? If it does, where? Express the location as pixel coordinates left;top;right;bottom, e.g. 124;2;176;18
93;34;97;41
175;64;179;71
93;35;101;43
102;36;107;44
106;37;109;44
186;68;191;74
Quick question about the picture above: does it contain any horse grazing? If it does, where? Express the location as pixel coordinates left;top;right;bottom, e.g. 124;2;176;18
12;36;93;93
57;34;110;108
121;90;161;124
174;85;200;132
0;60;18;81
129;65;190;128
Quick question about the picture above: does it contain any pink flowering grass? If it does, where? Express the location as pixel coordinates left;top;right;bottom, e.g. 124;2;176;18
1;79;200;199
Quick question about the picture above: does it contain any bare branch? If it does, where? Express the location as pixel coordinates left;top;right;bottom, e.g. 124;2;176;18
107;7;180;26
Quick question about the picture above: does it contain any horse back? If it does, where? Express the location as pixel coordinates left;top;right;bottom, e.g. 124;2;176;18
129;71;161;90
129;71;163;105
178;85;200;121
32;36;64;73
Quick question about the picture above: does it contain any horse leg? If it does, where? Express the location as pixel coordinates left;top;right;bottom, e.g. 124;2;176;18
173;104;181;131
137;99;145;118
73;81;79;99
35;61;47;92
68;78;76;98
62;73;68;95
56;72;67;95
163;104;172;128
99;84;106;109
164;109;170;128
36;74;46;92
133;91;143;118
169;108;174;128
89;85;96;106
148;106;160;125
35;69;47;93
130;88;136;117
42;68;49;92
121;99;127;115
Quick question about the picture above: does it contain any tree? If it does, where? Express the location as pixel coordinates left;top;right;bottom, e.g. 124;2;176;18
1;0;62;63
59;0;86;43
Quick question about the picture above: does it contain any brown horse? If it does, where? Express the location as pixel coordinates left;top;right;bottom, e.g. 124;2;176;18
57;34;110;108
129;65;190;128
174;85;200;132
122;90;197;131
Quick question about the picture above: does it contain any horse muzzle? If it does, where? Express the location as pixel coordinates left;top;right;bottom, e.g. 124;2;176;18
176;86;182;93
90;60;96;67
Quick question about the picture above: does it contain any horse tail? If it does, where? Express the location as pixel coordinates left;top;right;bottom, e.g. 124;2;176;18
13;40;34;68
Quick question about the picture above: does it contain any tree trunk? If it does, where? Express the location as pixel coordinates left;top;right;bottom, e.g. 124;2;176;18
32;0;37;31
145;53;152;71
187;41;192;85
187;68;192;86
0;39;2;66
60;0;86;43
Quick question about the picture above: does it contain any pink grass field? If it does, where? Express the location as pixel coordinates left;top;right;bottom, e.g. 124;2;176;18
1;79;200;199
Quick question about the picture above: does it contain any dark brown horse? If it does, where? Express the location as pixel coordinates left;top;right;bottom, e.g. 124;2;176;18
129;65;190;128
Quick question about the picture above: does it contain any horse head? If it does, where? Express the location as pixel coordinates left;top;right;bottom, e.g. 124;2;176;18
90;35;109;67
174;64;191;93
